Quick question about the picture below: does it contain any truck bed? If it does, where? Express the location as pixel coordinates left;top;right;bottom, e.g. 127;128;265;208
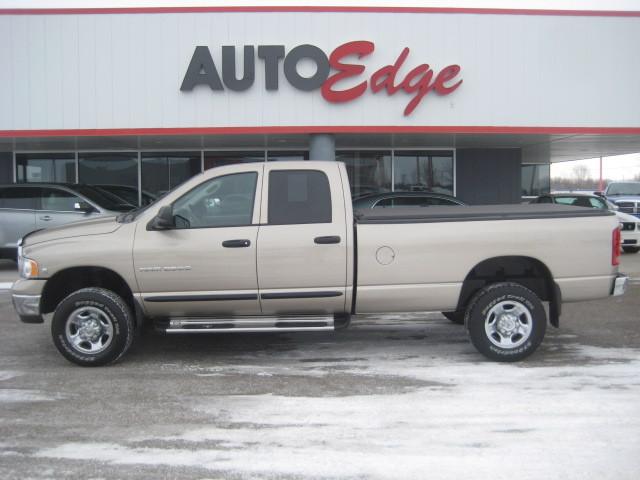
353;203;619;314
355;204;614;224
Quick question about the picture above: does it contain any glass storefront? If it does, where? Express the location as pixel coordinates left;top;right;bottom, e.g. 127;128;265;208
392;151;454;195
16;153;76;183
142;152;201;203
11;148;457;205
78;153;139;205
521;164;550;197
337;150;455;198
204;151;264;170
267;151;309;162
337;150;392;198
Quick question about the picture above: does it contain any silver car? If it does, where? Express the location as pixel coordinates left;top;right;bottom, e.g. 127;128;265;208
0;183;135;261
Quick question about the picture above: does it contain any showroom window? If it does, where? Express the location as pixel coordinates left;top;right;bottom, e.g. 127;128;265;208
393;151;454;195
336;150;392;198
78;153;139;204
142;152;201;204
16;153;76;184
267;151;309;162
204;151;265;170
521;164;550;197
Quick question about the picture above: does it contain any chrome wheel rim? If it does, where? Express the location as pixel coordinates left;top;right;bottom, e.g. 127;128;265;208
65;306;114;354
484;300;533;349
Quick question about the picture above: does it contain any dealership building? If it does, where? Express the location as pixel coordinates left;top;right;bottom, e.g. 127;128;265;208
1;5;640;205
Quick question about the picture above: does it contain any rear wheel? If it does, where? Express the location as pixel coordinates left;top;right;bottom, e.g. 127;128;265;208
51;288;135;367
466;282;546;362
442;311;465;325
622;246;639;254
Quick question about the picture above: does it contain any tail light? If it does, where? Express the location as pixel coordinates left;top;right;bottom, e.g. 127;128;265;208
612;226;621;266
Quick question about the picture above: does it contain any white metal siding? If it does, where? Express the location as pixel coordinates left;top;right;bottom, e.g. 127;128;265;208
0;12;639;130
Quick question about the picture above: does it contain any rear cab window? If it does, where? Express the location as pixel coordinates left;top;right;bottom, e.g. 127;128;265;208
267;170;332;225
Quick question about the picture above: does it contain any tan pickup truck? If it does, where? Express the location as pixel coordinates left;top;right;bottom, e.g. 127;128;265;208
11;161;628;366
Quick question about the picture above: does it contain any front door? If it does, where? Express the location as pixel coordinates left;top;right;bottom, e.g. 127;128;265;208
134;167;263;318
257;165;348;315
36;187;97;230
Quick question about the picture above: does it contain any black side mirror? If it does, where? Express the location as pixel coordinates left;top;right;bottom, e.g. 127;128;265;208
74;201;95;213
594;191;604;197
148;205;175;230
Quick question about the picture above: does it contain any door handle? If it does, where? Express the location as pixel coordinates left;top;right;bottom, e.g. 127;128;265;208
222;239;251;248
314;236;341;245
40;215;52;221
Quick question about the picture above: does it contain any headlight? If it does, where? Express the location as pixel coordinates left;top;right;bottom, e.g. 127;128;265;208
20;258;40;279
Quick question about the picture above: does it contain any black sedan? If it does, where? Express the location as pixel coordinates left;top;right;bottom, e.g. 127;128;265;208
352;191;466;209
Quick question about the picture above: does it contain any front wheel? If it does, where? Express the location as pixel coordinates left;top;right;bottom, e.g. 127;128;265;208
622;246;639;254
51;288;135;366
465;282;546;362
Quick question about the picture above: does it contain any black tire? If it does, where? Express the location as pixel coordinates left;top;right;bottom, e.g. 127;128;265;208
622;246;640;254
51;287;135;367
465;282;546;362
442;311;465;325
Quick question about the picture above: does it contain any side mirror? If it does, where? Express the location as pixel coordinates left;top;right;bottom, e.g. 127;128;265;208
594;191;604;197
148;205;175;230
74;201;95;213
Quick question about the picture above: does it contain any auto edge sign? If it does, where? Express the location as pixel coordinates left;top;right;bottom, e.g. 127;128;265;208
180;41;463;116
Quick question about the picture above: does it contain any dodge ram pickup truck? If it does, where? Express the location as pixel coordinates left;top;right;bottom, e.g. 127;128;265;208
11;161;629;366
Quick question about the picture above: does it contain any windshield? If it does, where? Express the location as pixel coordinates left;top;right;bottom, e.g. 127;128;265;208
606;182;640;196
73;185;136;212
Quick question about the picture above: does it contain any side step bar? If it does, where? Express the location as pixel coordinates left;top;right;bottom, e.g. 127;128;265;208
158;315;349;333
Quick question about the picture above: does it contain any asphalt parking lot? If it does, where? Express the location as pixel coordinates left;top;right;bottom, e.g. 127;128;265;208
0;256;639;480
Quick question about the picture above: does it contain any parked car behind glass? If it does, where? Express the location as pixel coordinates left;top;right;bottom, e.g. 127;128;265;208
353;191;466;209
0;183;135;260
532;192;640;253
93;184;156;207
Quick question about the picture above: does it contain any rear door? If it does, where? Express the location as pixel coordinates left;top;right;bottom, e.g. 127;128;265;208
256;164;348;315
0;186;37;249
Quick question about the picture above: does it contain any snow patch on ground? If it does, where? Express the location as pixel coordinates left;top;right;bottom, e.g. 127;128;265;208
0;371;22;381
36;343;640;479
0;389;60;403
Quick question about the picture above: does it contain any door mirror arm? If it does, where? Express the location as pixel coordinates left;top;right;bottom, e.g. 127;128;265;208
147;205;176;230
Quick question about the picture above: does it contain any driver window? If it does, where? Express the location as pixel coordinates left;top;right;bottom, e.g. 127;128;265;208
172;172;257;229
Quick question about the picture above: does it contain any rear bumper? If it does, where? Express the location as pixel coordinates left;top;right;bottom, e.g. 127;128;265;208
611;274;628;297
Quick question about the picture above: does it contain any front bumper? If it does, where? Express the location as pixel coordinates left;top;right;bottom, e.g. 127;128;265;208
611;274;629;297
10;278;46;324
12;294;43;323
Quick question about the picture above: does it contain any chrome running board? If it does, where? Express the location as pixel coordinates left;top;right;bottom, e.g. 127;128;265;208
160;315;336;333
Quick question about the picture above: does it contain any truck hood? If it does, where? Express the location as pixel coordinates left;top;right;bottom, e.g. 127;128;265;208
614;211;640;223
609;196;640;202
22;216;122;246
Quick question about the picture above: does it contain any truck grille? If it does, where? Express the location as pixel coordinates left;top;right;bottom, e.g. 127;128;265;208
614;201;638;215
621;222;636;231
